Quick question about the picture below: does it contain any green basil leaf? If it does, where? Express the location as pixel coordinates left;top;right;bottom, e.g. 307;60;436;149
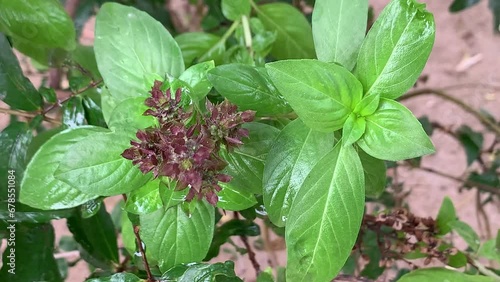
255;3;315;59
95;3;184;102
86;273;142;282
436;196;457;235
159;181;188;209
54;131;150;196
125;179;162;215
175;32;225;67
20;127;106;210
179;61;215;102
71;45;102;80
216;183;258;211
357;98;435;161
358;149;386;198
62;96;86;129
139;200;215;272
161;261;242;282
312;0;368;69
286;144;365;281
67;207;119;269
0;0;75;50
355;0;435;99
353;94;380;117
205;220;260;260
222;123;280;195
263;119;335;227
266;59;363;132
221;0;251;21
0;34;42;111
107;97;156;133
342;114;366;146
477;239;500;263
39;87;57;104
398;267;495;282
448;220;481;251
207;64;292;116
0;223;62;282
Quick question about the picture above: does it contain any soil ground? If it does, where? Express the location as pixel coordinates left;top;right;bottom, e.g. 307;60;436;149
1;0;499;281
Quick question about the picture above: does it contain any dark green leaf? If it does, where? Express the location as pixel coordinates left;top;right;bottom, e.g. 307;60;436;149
447;251;468;268
208;64;292;116
360;230;385;279
39;87;57;104
448;220;481;251
54;131;151;196
312;0;368;69
62;96;86;128
95;3;184;103
255;3;315;59
436;196;457;235
0;122;32;195
0;0;75;50
418;116;434;136
490;0;500;33
355;0;435;99
358;148;386;198
0;223;62;282
71;45;102;80
140;200;215;272
357;99;435;161
179;61;215;102
162;261;242;282
263;119;335;227
67;207;119;269
266;59;363;132
398;267;495;282
456;125;483;166
257;271;275;282
20;127;106;210
221;0;251;21
175;32;225;67
205;219;260;260
0;33;42;111
86;272;142;282
449;0;481;12
82;95;107;127
221;123;280;195
286;144;365;281
125;179;162;215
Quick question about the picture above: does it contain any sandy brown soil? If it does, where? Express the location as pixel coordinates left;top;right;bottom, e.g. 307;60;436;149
1;0;499;281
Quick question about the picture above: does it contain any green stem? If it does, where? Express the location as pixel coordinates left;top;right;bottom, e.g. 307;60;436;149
241;15;253;58
198;20;241;62
401;88;500;136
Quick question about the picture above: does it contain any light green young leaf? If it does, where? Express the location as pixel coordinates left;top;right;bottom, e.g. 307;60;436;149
20;127;107;210
436;196;457;235
358;148;386;198
95;3;184;102
125;179;163;215
353;94;380;117
355;0;435;99
312;0;368;70
216;183;258;211
342;114;366;146
263;119;335;227
255;3;315;59
175;32;225;66
54;131;150;196
0;0;75;50
207;64;292;116
179;61;215;102
107;97;156;133
140;200;215;272
448;220;481;251
266;60;363;132
398;267;495;282
357;98;435;161
286;144;365;281
221;0;251;21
